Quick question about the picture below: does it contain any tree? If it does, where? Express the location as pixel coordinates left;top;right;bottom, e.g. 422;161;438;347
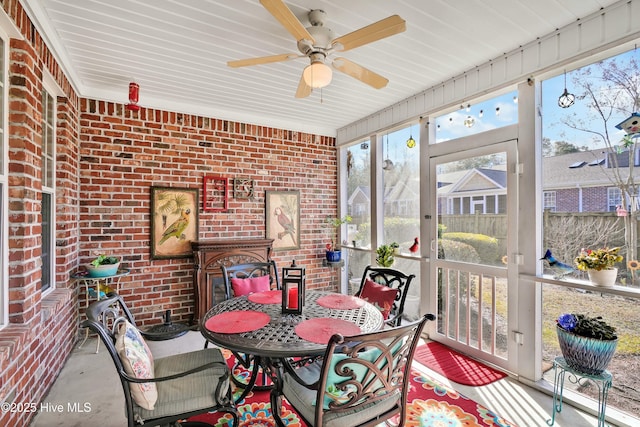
542;137;586;156
561;51;640;265
442;154;504;172
554;140;586;155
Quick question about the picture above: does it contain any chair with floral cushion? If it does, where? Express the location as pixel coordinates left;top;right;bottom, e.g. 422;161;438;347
275;313;434;427
82;294;238;427
355;265;415;327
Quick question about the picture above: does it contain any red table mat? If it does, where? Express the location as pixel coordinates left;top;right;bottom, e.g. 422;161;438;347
205;310;271;334
248;290;282;304
295;318;362;344
316;294;366;310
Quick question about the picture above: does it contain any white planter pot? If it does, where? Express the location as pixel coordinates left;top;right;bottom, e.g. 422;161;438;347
587;268;617;287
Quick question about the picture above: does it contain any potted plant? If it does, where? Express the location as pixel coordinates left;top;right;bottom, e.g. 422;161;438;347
376;242;399;267
574;247;623;286
556;313;617;375
86;254;121;278
325;215;352;262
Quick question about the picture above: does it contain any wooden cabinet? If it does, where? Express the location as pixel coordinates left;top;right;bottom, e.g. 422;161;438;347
191;238;273;323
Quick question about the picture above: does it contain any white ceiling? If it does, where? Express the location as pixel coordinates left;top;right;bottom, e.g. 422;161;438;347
21;0;621;136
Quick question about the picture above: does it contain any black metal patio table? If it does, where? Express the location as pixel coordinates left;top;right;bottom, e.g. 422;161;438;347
200;290;383;425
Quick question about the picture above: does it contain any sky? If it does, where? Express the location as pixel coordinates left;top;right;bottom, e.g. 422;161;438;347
348;47;639;166
428;48;638;148
540;49;638;150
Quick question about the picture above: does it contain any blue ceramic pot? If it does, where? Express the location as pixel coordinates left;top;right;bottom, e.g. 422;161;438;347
86;262;120;278
556;325;617;375
326;250;341;263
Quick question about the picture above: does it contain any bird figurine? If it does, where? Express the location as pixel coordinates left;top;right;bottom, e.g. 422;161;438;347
159;208;191;245
409;237;419;253
540;249;575;279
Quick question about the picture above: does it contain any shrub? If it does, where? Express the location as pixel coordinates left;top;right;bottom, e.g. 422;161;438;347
442;232;499;264
437;223;447;239
439;239;481;263
353;217;419;246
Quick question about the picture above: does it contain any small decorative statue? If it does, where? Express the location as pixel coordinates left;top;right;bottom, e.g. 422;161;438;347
540;249;575;279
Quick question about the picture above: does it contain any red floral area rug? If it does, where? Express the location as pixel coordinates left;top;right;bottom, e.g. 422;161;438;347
413;342;508;386
188;349;517;427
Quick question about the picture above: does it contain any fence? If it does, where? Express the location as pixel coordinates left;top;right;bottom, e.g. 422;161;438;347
441;211;637;271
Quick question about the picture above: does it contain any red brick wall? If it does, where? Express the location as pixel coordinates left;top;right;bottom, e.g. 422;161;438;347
1;1;81;426
581;186;609;212
0;2;340;425
77;101;339;325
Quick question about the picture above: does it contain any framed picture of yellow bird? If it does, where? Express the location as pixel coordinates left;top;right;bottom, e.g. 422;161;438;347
151;186;199;259
266;190;300;251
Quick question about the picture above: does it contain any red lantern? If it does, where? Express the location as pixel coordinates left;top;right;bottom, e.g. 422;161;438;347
126;82;140;111
282;260;305;315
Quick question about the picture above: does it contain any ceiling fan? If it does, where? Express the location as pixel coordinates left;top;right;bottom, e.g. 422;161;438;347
227;0;406;98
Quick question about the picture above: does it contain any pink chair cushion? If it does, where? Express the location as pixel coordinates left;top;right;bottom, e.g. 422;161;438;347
231;275;271;296
358;278;398;320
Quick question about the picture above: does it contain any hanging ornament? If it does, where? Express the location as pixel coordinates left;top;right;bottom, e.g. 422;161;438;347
406;125;416;148
558;70;575;108
464;116;475;128
126;82;140;111
382;135;394;170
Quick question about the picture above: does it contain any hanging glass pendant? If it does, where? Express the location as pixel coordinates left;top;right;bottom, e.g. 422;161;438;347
382;135;393;170
406;124;417;148
558;88;575;108
464;116;475;128
558;70;575;108
406;135;416;148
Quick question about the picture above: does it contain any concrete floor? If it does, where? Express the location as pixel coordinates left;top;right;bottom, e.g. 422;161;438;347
29;331;624;427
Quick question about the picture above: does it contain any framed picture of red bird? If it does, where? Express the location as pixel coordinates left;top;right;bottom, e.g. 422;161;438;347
265;190;300;251
150;186;199;259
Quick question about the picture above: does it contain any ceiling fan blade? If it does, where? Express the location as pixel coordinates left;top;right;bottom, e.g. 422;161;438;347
333;57;389;89
260;0;315;43
332;15;406;52
295;73;312;98
227;53;300;68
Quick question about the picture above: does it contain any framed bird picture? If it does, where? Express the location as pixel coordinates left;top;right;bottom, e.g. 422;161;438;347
265;190;300;251
150;186;199;259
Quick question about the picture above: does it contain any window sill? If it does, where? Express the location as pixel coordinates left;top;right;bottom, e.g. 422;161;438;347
40;288;74;322
342;245;428;261
520;274;640;298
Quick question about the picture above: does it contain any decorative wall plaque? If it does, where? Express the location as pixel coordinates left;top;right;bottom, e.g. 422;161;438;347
234;177;255;199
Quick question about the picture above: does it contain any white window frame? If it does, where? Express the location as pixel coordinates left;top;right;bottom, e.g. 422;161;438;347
0;33;6;327
543;191;556;212
0;10;22;328
607;187;622;212
41;71;63;296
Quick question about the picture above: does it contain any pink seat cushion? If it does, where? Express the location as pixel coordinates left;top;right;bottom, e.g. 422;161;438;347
231;275;271;296
358;278;398;320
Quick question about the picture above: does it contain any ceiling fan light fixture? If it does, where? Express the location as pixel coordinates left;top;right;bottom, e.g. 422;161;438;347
303;62;332;88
